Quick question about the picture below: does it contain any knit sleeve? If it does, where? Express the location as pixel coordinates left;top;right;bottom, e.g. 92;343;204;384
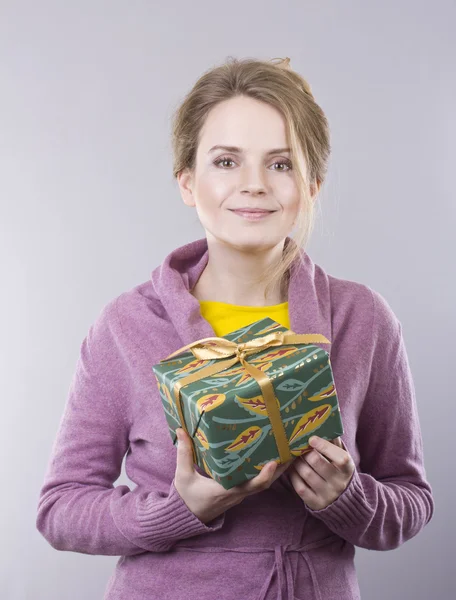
305;288;435;550
35;298;225;556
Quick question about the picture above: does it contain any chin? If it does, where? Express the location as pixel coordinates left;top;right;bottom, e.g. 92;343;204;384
211;229;287;252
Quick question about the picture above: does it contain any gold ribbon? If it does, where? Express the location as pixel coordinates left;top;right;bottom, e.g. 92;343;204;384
161;330;331;468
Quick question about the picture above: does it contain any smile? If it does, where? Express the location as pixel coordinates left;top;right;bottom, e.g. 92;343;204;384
229;209;277;221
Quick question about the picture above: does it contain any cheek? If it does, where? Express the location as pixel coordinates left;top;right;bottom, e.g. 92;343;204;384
192;176;233;232
197;173;233;206
277;178;301;206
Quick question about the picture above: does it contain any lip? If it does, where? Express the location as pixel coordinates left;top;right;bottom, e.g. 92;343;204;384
230;208;276;213
229;209;276;221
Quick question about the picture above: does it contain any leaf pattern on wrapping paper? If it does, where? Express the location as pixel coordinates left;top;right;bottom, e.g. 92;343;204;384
196;393;226;413
207;364;245;378
235;393;281;417
175;358;209;375
276;378;307;392
253;456;282;471
249;346;300;364
288;404;332;445
256;322;286;336
290;445;313;457
307;382;337;402
195;427;209;450
224;426;262;451
233;361;274;387
157;382;178;418
202;455;212;477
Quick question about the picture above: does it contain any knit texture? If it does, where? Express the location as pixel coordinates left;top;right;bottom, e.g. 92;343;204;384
36;236;434;600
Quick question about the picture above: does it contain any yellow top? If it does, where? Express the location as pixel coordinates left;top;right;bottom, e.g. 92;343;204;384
198;299;290;337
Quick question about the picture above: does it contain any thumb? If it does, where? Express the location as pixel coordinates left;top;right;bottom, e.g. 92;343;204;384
175;428;195;474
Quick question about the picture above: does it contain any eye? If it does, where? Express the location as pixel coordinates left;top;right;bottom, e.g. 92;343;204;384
213;156;236;168
272;160;292;172
213;156;293;171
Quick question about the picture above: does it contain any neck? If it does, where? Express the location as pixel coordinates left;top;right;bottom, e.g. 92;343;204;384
191;236;289;306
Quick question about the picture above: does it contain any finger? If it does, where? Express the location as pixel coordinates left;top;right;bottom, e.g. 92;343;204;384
288;463;318;500
309;436;351;472
271;459;294;482
294;453;328;488
330;436;343;449
276;458;294;472
302;448;333;476
237;460;278;495
175;428;195;476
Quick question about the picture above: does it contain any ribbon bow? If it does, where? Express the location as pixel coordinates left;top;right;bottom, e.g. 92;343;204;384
161;330;331;469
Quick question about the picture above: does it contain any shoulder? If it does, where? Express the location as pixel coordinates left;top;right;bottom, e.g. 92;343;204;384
323;267;400;332
91;280;166;329
311;264;402;364
87;279;170;364
116;279;170;337
324;271;405;385
326;270;372;313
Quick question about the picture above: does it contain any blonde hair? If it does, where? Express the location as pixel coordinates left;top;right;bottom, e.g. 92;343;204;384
171;56;331;301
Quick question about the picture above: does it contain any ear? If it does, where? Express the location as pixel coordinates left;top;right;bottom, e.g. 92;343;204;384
177;168;196;208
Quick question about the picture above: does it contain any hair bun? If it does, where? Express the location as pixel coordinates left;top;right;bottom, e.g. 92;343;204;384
269;56;292;70
270;57;314;98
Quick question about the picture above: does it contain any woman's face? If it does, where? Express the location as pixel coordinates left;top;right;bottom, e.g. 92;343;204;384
178;95;313;252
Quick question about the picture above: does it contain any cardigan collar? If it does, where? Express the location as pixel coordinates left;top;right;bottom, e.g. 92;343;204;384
151;236;331;349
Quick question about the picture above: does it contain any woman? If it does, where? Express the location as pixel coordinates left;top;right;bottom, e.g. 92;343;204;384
36;57;434;600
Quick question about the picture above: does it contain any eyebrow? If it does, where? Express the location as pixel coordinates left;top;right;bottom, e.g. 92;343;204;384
208;145;291;155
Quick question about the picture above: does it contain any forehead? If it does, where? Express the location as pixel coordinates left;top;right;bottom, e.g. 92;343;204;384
197;96;289;153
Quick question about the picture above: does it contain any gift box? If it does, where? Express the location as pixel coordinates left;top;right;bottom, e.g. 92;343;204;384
152;317;344;490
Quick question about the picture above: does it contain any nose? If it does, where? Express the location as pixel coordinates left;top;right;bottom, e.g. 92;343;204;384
241;185;266;195
240;164;268;195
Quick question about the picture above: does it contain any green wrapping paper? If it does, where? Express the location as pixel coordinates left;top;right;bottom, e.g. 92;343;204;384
152;317;344;490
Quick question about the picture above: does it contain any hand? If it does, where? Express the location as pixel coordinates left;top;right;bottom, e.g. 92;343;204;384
173;428;294;524
288;436;355;511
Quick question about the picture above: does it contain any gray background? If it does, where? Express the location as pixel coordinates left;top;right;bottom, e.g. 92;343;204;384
1;1;454;598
